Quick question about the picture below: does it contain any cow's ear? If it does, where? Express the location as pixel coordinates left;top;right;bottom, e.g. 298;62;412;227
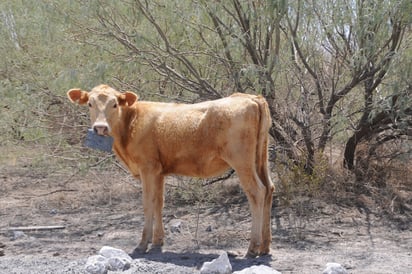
67;89;89;105
118;91;138;107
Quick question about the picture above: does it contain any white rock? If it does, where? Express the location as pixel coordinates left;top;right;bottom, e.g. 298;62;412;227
99;246;131;259
11;231;26;241
107;256;131;271
169;219;183;233
98;246;132;271
200;252;232;274
84;255;109;274
322;262;348;274
233;265;281;274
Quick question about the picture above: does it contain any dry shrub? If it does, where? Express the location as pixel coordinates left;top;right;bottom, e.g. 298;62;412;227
165;176;242;207
82;172;139;207
351;140;412;219
44;94;90;146
354;139;410;183
26;168;140;214
275;152;329;206
274;142;411;226
16;148;142;213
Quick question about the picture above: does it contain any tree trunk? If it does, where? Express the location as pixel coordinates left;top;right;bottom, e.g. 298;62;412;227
343;107;400;170
343;132;360;170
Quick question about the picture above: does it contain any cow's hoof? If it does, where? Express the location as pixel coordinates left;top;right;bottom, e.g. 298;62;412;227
259;246;271;256
132;245;148;256
245;250;259;258
245;241;261;258
152;238;164;247
149;244;163;253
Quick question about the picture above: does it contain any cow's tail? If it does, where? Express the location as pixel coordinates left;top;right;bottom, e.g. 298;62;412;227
254;96;274;193
254;95;274;254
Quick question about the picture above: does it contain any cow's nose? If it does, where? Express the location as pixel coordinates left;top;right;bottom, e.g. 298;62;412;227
93;125;109;136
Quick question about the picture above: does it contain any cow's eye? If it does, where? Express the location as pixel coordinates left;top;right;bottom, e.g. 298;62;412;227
113;103;117;108
88;103;92;108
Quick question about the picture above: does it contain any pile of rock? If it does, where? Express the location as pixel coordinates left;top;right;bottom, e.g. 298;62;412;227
85;246;132;274
84;246;348;274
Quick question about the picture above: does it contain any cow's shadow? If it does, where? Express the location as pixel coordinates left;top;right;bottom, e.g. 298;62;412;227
130;247;273;271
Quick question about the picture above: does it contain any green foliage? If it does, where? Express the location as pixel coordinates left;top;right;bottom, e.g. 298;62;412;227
0;0;122;145
0;0;410;178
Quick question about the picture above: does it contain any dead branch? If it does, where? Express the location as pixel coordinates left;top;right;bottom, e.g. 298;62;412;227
4;225;65;232
202;169;235;186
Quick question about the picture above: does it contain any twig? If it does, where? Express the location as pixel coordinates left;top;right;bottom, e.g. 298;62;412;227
4;225;65;232
88;154;116;168
202;169;235;186
113;161;130;174
194;202;201;249
13;189;77;199
35;189;77;197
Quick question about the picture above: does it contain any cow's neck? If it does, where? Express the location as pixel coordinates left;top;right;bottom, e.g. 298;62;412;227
111;106;137;149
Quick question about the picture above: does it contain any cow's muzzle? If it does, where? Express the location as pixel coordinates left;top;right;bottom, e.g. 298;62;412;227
93;125;109;136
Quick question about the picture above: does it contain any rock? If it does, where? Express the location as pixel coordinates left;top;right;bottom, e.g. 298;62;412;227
169;219;183;233
84;255;109;274
200;252;232;274
99;246;132;271
99;246;131;260
322;262;348;274
107;256;131;271
11;231;26;241
233;265;281;274
85;246;133;273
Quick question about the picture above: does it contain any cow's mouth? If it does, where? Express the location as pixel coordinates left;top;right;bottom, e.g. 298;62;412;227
93;125;109;136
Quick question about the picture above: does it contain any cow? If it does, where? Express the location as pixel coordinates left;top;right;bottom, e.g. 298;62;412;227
67;84;274;257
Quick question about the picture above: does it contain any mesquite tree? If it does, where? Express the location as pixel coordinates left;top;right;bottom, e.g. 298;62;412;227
284;0;411;170
60;0;411;173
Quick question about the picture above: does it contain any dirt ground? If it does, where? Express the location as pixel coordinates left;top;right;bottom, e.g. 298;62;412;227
0;145;411;273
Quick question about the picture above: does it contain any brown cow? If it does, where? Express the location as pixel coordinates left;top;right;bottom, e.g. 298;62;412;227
67;84;274;257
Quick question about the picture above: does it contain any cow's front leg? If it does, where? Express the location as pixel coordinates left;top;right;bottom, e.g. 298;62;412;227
135;171;165;253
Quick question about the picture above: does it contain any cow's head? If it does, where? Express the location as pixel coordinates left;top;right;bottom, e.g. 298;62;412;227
67;84;138;136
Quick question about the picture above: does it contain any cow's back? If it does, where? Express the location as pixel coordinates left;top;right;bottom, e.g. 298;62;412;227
125;95;262;177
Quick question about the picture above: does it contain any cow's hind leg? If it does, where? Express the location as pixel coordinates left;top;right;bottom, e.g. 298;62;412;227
235;168;266;258
260;181;274;255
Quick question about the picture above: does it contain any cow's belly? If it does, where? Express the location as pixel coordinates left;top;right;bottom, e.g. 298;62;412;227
164;156;230;178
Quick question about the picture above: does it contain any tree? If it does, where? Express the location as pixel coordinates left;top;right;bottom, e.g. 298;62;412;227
61;0;411;174
66;0;300;160
286;0;411;171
